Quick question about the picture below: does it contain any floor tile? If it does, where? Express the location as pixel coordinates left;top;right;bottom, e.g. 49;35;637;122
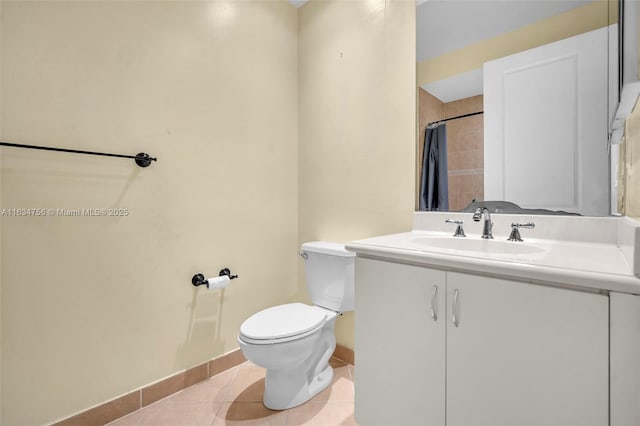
213;402;287;426
310;364;354;403
107;357;356;426
137;400;220;426
225;362;266;403
105;410;145;426
285;402;358;426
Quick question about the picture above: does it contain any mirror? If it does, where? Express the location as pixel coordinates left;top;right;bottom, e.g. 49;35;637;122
416;0;618;216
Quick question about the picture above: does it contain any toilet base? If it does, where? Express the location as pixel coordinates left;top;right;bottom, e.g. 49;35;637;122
263;364;334;410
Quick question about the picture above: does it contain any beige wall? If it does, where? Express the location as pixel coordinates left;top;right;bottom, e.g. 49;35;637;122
1;0;417;422
297;0;416;350
0;2;3;424
0;2;298;425
418;0;611;86
621;102;640;220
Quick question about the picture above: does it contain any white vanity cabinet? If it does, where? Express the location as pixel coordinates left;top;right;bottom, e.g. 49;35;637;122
355;257;610;426
446;272;609;426
355;258;447;426
610;292;640;426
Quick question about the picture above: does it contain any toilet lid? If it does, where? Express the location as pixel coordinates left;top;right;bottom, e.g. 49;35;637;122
240;303;327;341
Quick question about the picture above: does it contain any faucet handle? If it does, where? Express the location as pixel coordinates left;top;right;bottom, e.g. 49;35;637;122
507;222;535;242
445;219;466;237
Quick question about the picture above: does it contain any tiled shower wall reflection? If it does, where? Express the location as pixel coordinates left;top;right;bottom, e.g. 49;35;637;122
418;89;484;211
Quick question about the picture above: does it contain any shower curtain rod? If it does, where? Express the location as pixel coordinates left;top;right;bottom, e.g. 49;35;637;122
427;111;484;128
0;141;157;168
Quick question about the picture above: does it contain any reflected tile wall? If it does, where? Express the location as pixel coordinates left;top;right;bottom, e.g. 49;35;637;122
417;89;484;212
444;95;484;211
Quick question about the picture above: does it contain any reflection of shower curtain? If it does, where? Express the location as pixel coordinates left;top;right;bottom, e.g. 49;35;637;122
419;124;449;211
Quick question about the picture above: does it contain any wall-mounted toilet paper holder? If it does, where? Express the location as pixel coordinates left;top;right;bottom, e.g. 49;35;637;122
192;268;238;289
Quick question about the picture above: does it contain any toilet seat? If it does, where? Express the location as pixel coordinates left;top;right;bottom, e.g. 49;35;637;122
239;303;331;345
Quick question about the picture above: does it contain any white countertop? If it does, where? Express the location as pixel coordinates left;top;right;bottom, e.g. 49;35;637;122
346;213;640;295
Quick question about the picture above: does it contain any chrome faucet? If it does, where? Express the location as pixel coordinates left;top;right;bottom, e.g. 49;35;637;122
508;222;535;242
473;207;493;239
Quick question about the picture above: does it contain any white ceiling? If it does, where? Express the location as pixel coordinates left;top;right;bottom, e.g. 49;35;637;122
418;0;593;102
417;0;592;62
422;68;483;103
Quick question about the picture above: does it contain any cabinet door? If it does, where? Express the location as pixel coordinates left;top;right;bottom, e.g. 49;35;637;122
355;258;446;426
610;292;640;426
446;273;609;426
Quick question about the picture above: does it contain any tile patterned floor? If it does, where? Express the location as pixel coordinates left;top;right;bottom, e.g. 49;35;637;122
107;358;357;426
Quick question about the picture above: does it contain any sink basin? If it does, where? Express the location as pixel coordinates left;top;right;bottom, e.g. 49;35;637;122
411;237;547;256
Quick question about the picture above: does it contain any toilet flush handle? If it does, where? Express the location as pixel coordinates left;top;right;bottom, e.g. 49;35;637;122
299;251;308;260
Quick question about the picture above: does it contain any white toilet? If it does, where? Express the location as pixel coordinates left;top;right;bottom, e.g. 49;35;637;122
237;241;355;410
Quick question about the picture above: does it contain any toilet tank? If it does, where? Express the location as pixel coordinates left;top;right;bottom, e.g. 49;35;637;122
301;241;355;312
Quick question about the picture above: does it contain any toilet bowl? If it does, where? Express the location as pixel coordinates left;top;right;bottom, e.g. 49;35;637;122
238;303;338;410
238;242;355;410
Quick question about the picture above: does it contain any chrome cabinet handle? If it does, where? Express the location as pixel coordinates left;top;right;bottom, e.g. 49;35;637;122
452;289;459;327
430;285;438;321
